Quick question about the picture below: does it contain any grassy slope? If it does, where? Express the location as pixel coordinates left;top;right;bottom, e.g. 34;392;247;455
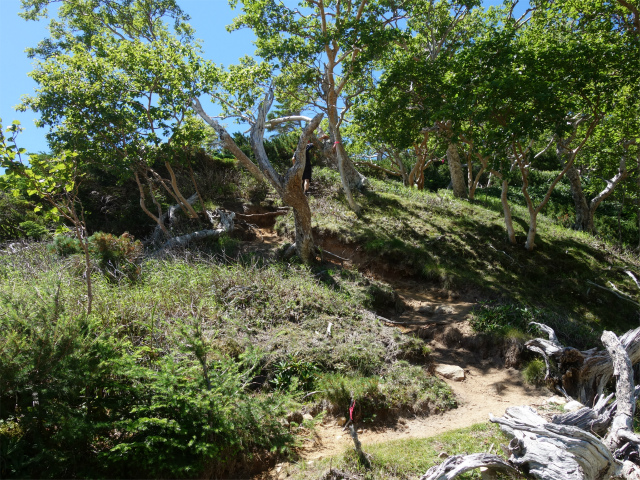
276;168;640;347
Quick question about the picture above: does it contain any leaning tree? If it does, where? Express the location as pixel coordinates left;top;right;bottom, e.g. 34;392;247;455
228;0;413;213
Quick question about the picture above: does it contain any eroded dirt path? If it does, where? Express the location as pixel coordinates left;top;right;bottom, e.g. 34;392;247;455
300;284;550;461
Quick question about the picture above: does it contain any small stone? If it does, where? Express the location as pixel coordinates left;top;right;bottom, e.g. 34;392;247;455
418;305;435;315
335;435;343;440
438;452;448;459
564;400;584;412
357;428;363;434
336;416;347;427
435;364;465;381
546;395;567;405
302;413;313;421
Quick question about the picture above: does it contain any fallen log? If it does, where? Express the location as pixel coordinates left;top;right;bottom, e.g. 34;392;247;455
526;322;640;405
159;210;235;250
420;453;518;480
420;328;640;480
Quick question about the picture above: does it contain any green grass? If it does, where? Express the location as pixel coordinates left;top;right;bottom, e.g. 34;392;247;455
277;168;640;343
287;422;522;480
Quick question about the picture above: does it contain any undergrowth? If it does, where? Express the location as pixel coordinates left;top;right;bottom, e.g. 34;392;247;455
0;243;453;478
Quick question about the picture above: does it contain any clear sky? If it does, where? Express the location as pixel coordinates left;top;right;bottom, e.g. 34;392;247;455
0;0;515;157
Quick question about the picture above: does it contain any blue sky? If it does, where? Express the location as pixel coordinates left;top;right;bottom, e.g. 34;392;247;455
0;0;515;157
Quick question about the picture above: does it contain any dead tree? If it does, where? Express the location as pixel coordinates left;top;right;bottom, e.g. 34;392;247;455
421;328;640;480
526;322;640;405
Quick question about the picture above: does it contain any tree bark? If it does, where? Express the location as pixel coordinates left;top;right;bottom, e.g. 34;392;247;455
446;142;468;199
501;179;517;244
565;165;594;232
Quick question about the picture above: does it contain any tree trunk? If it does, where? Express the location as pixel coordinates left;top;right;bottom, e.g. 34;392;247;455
325;74;366;213
525;214;537;251
446;142;468;199
501;180;516;244
391;149;409;186
565;165;594;232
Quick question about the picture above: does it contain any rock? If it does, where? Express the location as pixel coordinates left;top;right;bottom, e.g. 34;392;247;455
435;305;456;314
564;400;584;412
357;428;363;433
545;395;567;405
302;413;313;421
418;305;435;315
435;364;465;381
336;416;347;427
438;452;449;458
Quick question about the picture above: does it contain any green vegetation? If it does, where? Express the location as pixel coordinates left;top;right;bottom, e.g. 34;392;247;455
0;243;454;478
278;168;640;339
1;0;639;477
287;423;522;480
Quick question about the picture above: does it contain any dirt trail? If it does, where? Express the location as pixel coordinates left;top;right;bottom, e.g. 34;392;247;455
301;284;550;461
237;231;551;467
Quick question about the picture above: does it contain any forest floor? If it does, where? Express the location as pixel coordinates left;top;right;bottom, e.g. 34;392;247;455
242;227;552;479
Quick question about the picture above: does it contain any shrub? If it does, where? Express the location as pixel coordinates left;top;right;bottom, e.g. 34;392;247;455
0;297;297;479
270;355;319;391
18;221;49;240
379;362;457;415
523;359;547;386
88;232;143;280
49;234;82;256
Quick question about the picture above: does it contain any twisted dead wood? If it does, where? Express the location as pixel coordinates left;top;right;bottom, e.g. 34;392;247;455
421;328;640;480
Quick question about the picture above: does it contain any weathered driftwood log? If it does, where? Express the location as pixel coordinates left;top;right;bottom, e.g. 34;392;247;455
550;391;615;436
421;329;640;480
160;210;235;250
420;453;518;480
526;322;640;405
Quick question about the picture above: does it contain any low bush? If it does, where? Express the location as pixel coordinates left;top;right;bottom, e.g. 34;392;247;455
48;232;143;281
0;296;297;479
49;234;82;256
314;363;456;423
88;231;143;281
522;358;547;386
18;220;49;240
